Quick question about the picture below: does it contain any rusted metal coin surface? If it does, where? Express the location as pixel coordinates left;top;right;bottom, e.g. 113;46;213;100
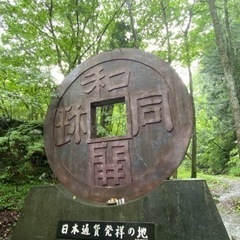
44;48;193;203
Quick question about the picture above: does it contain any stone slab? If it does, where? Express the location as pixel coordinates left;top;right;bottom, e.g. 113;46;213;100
11;180;230;240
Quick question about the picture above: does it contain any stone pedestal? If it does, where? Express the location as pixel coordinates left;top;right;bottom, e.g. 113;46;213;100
11;180;230;240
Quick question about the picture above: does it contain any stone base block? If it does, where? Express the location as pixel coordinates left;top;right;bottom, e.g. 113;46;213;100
11;180;230;240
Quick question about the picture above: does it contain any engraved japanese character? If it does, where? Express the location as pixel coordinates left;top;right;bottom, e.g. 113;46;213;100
81;65;130;96
137;227;148;239
128;227;135;236
81;66;105;95
55;104;87;146
93;224;100;237
81;224;90;235
105;225;114;237
61;224;68;234
71;223;80;235
89;140;132;187
131;89;173;136
115;225;125;239
108;68;130;91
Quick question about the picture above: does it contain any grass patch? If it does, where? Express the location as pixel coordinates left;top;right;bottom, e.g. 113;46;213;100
0;181;51;211
0;184;33;210
176;166;230;193
177;165;237;182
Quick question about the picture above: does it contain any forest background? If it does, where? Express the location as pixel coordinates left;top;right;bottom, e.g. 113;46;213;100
0;0;240;213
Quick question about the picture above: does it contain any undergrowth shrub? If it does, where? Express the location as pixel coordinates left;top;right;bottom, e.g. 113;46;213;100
0;120;51;184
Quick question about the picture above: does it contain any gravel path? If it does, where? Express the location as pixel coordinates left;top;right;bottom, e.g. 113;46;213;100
213;177;240;240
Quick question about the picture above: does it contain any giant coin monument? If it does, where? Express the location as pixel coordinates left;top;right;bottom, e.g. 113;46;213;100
11;49;230;240
44;48;193;202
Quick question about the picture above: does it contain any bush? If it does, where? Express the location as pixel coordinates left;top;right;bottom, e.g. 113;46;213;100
0;120;51;184
0;184;30;210
197;130;236;175
227;147;240;176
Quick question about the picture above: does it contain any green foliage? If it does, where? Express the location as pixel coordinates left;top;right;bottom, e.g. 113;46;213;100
0;182;51;211
0;184;31;210
109;21;137;49
0;51;56;121
0;0;127;75
195;105;237;175
0;121;50;184
228;147;240;176
197;131;235;174
0;0;240;181
95;102;127;137
194;43;238;175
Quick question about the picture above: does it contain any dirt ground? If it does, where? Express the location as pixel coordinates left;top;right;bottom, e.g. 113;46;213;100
213;177;240;240
0;210;19;240
0;177;239;240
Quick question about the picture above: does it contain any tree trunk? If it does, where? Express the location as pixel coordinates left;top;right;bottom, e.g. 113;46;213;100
183;6;197;177
160;0;172;64
125;0;139;48
207;0;240;158
189;65;197;178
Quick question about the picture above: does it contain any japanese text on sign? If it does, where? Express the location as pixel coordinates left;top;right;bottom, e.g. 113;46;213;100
56;221;155;240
